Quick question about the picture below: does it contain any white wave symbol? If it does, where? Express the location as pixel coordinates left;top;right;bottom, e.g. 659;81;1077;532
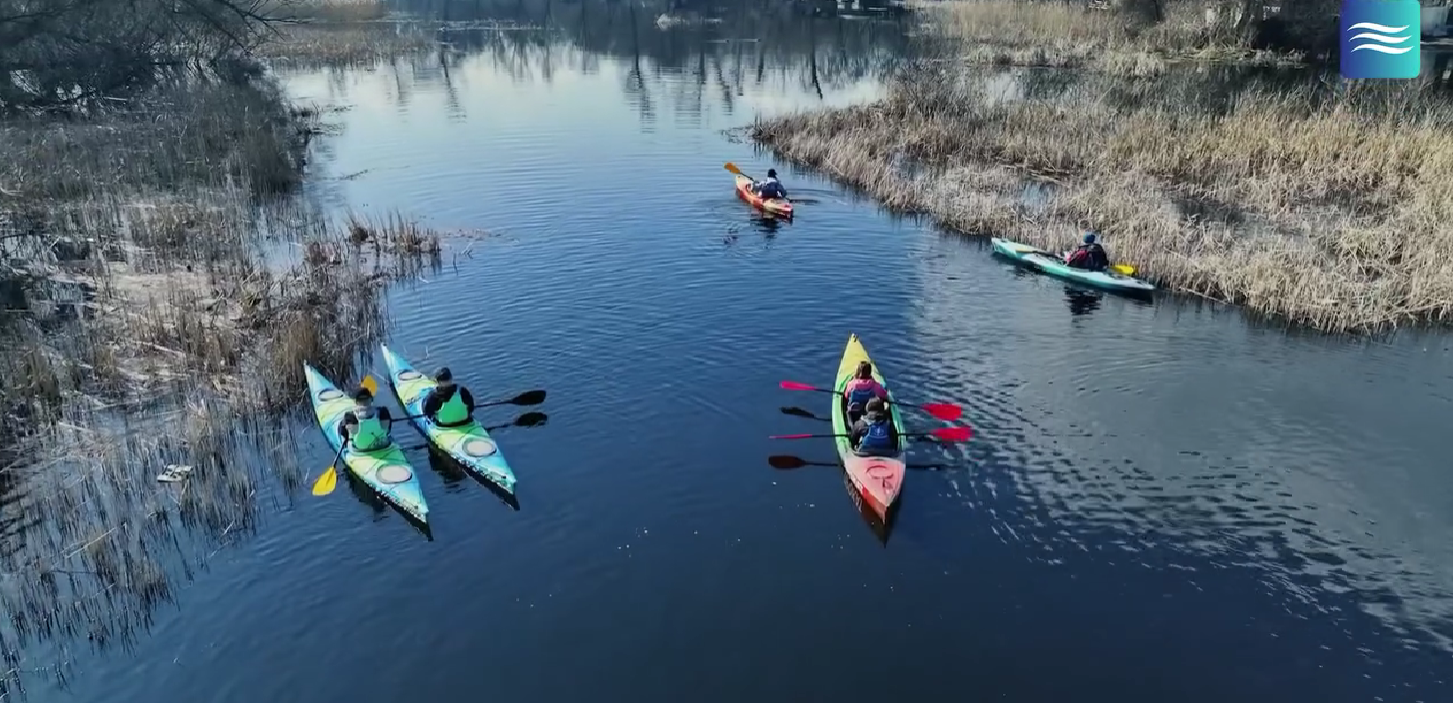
1346;22;1412;54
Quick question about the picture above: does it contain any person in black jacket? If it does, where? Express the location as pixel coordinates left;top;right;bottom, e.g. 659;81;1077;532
341;386;393;451
1065;232;1111;272
420;367;476;427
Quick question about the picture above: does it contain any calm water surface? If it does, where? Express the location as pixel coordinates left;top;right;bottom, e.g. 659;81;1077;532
32;4;1453;702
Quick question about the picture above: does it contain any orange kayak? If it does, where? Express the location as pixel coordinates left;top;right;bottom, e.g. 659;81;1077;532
734;175;794;218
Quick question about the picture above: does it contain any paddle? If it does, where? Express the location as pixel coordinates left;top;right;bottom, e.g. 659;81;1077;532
778;381;964;422
769;426;973;442
397;412;549;451
312;374;381;497
400;389;548;420
1012;243;1136;276
724;161;753;181
767;454;948;471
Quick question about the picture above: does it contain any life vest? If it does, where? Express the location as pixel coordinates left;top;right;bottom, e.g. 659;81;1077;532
860;420;893;450
350;406;388;451
846;383;879;407
434;385;469;426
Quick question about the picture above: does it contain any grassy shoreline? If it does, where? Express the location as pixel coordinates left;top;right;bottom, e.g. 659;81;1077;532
0;0;447;671
752;2;1453;332
918;0;1311;76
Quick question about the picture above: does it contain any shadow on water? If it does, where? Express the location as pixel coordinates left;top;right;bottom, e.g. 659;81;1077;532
414;412;545;509
341;462;435;541
1064;286;1101;317
423;443;470;490
750;215;786;235
764;452;899;544
843;470;896;546
423;449;523;510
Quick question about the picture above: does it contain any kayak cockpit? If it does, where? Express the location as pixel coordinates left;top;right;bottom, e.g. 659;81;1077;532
840;395;904;457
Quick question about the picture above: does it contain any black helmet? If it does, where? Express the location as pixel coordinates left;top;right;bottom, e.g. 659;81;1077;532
435;367;453;382
767;168;778;178
352;386;374;402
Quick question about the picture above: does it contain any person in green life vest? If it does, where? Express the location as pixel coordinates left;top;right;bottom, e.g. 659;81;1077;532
340;385;393;451
421;367;476;428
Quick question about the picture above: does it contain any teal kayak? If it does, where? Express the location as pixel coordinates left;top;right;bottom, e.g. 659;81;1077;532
379;345;519;494
303;363;429;523
991;237;1155;293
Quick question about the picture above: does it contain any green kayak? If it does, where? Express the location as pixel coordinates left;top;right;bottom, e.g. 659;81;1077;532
304;363;429;523
991;237;1155;293
379;345;518;494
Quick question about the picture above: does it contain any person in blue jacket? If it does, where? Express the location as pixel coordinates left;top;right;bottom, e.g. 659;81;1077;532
754;168;788;200
850;397;895;457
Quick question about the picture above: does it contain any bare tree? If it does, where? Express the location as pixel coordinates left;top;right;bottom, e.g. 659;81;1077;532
0;0;292;113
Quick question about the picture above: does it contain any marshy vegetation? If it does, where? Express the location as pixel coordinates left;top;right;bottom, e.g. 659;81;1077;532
755;0;1453;332
0;0;449;689
257;0;437;65
924;0;1334;74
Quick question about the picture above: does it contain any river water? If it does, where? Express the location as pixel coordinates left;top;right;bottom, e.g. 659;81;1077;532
26;2;1453;702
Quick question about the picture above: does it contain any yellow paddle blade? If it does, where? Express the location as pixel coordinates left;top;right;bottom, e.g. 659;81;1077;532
724;162;744;177
361;374;379;394
312;466;338;496
1112;263;1137;275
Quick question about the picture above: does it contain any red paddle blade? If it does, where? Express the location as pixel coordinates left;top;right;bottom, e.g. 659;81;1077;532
769;434;817;440
931;426;974;442
921;403;963;421
779;381;820;392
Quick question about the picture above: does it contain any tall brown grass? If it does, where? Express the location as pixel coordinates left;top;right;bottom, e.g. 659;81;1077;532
927;0;1307;74
0;66;445;676
753;64;1453;332
256;0;435;65
258;24;436;65
266;0;392;23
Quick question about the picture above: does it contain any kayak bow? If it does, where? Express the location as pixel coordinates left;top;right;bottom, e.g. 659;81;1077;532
380;345;519;494
830;334;907;521
304;363;429;523
735;174;794;218
991;237;1155;293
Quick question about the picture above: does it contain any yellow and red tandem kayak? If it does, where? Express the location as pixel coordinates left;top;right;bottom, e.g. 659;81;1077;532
830;334;906;521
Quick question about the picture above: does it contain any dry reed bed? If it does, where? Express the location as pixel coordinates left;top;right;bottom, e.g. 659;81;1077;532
924;0;1304;76
0;0;450;686
256;0;434;65
0;73;448;683
258;24;437;65
752;66;1453;331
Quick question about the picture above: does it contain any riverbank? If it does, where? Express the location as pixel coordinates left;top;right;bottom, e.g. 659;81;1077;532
920;0;1310;76
0;0;444;670
257;0;436;65
752;2;1453;333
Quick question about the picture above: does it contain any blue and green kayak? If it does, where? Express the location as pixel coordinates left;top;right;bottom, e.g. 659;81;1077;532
303;363;429;523
380;345;519;494
991;237;1155;293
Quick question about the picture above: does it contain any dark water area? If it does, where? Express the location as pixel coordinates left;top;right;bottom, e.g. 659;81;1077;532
16;2;1453;702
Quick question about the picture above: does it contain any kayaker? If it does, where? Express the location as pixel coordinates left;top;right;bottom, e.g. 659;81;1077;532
843;360;888;414
340;386;393;452
1064;232;1111;272
850;397;895;456
421;367;476;427
753;169;788;200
